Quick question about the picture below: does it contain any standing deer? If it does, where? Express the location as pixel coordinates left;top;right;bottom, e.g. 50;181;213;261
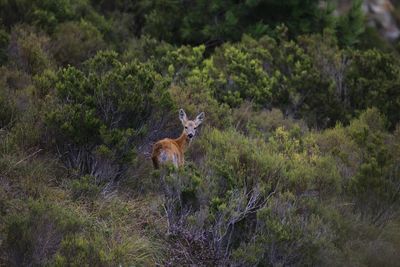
151;109;205;169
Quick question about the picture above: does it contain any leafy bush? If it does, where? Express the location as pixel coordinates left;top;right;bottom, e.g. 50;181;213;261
157;125;343;264
0;0;98;33
0;86;16;129
233;103;307;140
142;0;335;44
346;109;399;222
346;49;400;128
232;192;335;266
70;175;101;200
51;20;106;66
44;50;173;181
205;39;275;107
0;25;9;64
7;25;53;74
2;200;83;266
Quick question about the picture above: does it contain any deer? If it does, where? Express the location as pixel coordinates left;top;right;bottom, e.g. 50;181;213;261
151;109;205;169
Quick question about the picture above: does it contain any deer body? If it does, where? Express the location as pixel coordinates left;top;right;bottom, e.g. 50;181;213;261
151;109;204;169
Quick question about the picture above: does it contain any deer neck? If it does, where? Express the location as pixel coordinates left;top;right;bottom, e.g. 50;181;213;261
174;131;190;152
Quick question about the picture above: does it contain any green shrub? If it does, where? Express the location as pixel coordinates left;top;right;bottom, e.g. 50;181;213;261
0;0;99;33
52;20;106;66
346;109;398;220
233;103;307;140
70;175;101;200
141;0;334;44
232;192;335;266
121;35;174;69
346;49;400;128
7;25;53;75
54;234;110;267
2;200;83;266
204;36;275;108
32;68;57;98
335;0;365;47
0;25;9;65
158;125;344;264
315;108;399;224
44;50;173;181
0;86;16;129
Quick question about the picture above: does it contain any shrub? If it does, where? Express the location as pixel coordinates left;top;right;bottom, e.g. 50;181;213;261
121;35;174;69
0;25;9;65
233;102;307;140
346;109;399;221
0;0;99;33
51;20;106;66
232;192;335;266
346;49;400;129
54;235;110;267
7;25;53;75
204;36;275;108
44;50;173;181
0;86;16;129
157;125;345;265
70;175;101;200
2;200;83;266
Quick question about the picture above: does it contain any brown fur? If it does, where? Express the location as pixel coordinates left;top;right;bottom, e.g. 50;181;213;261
151;109;204;169
151;132;189;169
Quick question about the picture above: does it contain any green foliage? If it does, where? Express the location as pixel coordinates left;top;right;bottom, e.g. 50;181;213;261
0;0;98;33
0;85;16;129
0;192;162;266
44;50;173;179
0;25;9;65
233;103;307;140
335;0;365;47
346;109;398;217
141;0;184;43
141;0;334;44
346;49;400;128
233;193;332;266
70;175;101;200
54;235;110;267
205;38;275;107
159;124;341;264
8;25;53;74
52;20;105;66
199;128;281;193
2;200;83;266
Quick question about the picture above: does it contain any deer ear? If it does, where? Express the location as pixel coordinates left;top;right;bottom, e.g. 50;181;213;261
179;109;188;123
195;112;205;126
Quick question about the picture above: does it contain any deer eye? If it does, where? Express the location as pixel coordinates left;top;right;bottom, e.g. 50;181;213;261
185;126;188;129
194;127;197;130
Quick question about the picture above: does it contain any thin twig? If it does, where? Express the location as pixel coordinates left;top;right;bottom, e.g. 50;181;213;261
13;149;43;167
1;148;44;176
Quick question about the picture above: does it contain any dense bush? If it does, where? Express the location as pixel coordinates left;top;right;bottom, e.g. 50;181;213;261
346;49;400;128
2;200;83;266
155;125;342;264
0;85;16;129
44;50;173;181
0;25;9;65
7;25;53;75
51;20;106;66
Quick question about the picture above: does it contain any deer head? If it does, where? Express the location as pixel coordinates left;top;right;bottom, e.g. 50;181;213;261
179;109;205;140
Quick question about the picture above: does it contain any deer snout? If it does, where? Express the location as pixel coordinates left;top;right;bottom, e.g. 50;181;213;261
188;133;194;139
